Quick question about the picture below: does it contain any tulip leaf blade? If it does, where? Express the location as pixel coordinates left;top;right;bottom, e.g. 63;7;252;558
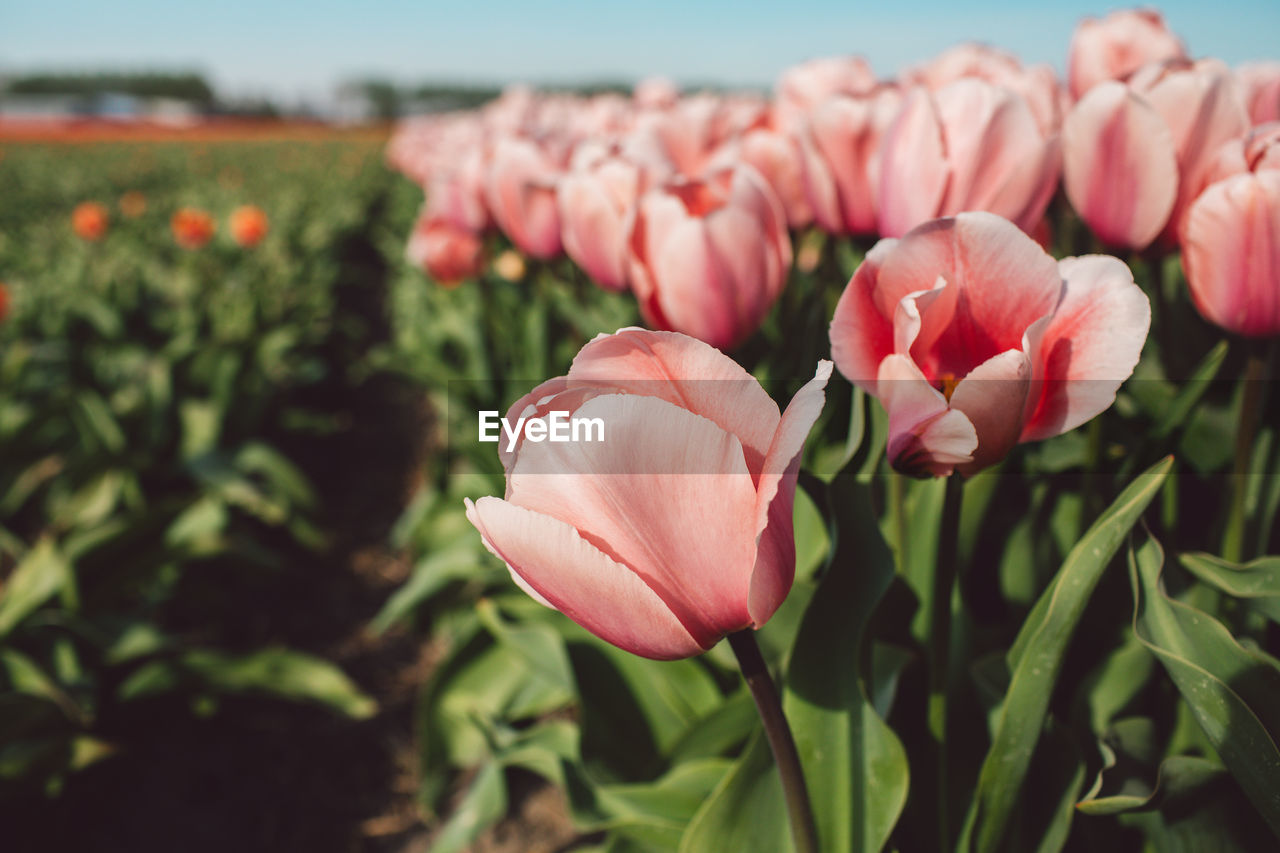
784;477;909;853
678;732;792;853
1178;552;1280;623
964;455;1172;852
1128;531;1280;838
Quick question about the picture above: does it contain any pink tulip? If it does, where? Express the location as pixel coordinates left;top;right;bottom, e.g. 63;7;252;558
634;76;680;110
800;86;902;237
465;328;832;660
709;125;813;229
829;212;1149;477
628;166;792;350
906;43;1066;136
1238;62;1280;124
485;136;564;260
774;56;878;133
1067;8;1186;100
877;80;1061;239
1194;122;1280;199
557;148;647;291
424;147;490;233
624;96;723;178
1063;61;1249;250
406;212;484;287
1183;171;1280;338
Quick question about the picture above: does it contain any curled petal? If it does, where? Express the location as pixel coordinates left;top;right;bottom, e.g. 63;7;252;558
878;354;977;477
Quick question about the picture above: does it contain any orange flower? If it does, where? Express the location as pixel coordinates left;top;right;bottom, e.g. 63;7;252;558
0;282;10;323
228;205;269;247
171;208;216;249
119;191;147;218
72;202;109;241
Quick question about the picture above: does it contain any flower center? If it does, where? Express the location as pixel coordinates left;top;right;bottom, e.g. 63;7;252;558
939;373;960;402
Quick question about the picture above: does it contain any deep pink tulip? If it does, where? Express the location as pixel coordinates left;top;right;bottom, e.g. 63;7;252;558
1063;61;1249;250
1238;62;1280;124
628;166;792;350
465;328;832;660
829;212;1149;477
406;212;484;287
1067;8;1186;100
1183;171;1280;338
557;149;646;292
485;136;564;260
877;80;1061;239
800;86;902;237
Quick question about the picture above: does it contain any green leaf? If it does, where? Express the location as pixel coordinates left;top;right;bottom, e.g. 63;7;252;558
1178;552;1280;623
679;733;792;853
964;456;1173;852
0;540;70;638
784;477;909;853
478;598;575;694
119;647;377;719
1078;752;1224;816
429;760;508;853
1129;531;1280;837
371;546;482;633
1152;340;1228;440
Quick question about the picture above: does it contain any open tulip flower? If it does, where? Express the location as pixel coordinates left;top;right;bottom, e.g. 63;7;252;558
465;328;832;660
830;212;1150;477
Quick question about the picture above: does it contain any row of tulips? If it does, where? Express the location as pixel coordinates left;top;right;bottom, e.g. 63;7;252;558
390;7;1279;346
384;7;1280;852
70;199;270;248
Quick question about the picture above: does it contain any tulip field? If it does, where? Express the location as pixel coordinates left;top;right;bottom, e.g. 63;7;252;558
5;6;1280;853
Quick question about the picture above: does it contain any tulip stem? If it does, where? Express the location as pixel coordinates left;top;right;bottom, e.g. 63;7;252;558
728;629;819;853
928;473;964;852
1224;342;1273;563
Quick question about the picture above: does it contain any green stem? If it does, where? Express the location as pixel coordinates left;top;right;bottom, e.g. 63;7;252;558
1224;344;1272;562
728;630;819;853
928;474;964;852
890;471;908;572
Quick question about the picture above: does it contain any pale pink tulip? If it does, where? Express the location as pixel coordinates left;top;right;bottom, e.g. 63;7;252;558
628;166;792;350
1238;62;1280;124
424;147;490;233
877;80;1061;239
906;43;1066;135
406;212;484;286
624;96;723;177
466;328;832;660
1063;61;1249;249
775;56;878;133
1194;122;1280;200
829;212;1149;477
709;125;813;228
1183;171;1280;338
485;136;564;260
557;149;646;291
1067;8;1186;100
800;86;902;236
634;76;680;110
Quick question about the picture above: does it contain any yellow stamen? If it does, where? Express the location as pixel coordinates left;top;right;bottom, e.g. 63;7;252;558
940;373;960;401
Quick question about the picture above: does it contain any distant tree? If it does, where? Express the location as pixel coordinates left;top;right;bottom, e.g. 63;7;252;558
4;72;215;103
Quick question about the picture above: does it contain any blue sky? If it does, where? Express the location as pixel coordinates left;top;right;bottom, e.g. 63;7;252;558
2;1;1278;101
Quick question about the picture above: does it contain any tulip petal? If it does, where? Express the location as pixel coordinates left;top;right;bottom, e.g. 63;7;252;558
506;393;760;647
878;87;950;238
878;354;978;477
1021;255;1151;441
830;238;898;393
948;349;1032;475
465;497;703;660
1062;82;1178;250
749;361;833;625
1183;172;1280;338
875;213;1061;377
568;327;781;476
